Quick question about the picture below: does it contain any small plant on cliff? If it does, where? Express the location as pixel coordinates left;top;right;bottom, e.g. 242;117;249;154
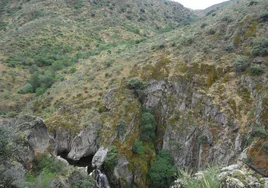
116;119;126;138
104;146;118;175
249;66;265;76
0;127;11;161
132;140;145;155
127;77;146;91
198;135;208;145
232;56;250;73
140;110;156;141
251;38;268;57
252;127;267;139
148;150;177;188
262;142;268;154
32;154;64;176
68;170;94;188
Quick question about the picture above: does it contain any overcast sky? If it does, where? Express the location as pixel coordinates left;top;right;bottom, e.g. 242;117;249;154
173;0;229;10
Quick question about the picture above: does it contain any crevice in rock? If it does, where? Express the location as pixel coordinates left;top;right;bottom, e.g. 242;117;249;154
57;151;94;174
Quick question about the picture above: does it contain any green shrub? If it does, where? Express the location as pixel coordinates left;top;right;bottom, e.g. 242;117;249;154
32;154;64;176
0;127;11;161
68;170;94;188
148;150;177;188
3;92;9;99
209;28;216;35
201;23;208;28
35;87;46;96
206;9;216;16
258;13;268;23
132;140;145;155
141;111;156;141
104;146;118;174
252;127;267;138
69;67;77;73
248;1;258;6
28;70;56;95
262;142;268;154
221;16;233;23
182;38;194;46
198;135;208;145
225;45;233;52
19;83;34;94
251;38;268;57
232;56;250;72
116;119;126;137
249;66;265;76
127;77;146;91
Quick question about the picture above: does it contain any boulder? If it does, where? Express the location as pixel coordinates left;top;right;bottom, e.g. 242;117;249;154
67;123;100;160
92;146;108;168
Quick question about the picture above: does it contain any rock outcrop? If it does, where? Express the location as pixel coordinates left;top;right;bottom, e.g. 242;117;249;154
92;146;108;168
67;122;100;161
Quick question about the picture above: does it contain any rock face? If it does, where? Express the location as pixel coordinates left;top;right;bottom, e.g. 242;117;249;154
0;115;53;161
92;146;108;168
0;115;53;187
113;157;133;184
138;62;267;172
17;115;52;153
219;164;264;188
67;122;100;161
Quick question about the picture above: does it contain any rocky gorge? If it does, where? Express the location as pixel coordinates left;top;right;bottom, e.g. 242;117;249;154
0;0;267;187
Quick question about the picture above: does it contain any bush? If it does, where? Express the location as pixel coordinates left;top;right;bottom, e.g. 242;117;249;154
140;110;156;141
32;154;64;176
248;1;258;6
116;119;126;137
132;140;145;155
249;66;265;76
252;127;267;138
258;13;268;23
36;87;46;96
28;70;56;96
232;56;250;72
19;83;34;94
251;38;268;57
148;150;177;188
221;16;233;23
69;67;77;73
0;127;11;161
104;146;118;174
68;170;94;188
225;45;233;52
127;77;146;91
201;23;208;28
209;28;216;35
198;135;208;145
262;142;268;154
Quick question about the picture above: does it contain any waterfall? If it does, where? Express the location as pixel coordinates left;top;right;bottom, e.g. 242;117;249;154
90;169;110;188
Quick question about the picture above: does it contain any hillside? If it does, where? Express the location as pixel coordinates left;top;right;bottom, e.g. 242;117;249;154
0;0;195;115
0;0;268;187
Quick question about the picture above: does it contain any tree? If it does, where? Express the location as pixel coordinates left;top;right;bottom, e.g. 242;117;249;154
140;111;156;141
127;77;146;91
148;150;177;188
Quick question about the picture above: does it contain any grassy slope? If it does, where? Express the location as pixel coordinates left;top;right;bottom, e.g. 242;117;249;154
0;0;195;115
0;0;267;185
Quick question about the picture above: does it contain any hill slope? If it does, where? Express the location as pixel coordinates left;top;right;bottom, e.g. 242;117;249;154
0;0;268;187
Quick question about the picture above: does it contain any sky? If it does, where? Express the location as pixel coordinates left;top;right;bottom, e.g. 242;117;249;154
173;0;229;10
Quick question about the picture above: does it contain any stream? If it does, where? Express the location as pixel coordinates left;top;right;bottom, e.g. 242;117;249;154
57;153;110;188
